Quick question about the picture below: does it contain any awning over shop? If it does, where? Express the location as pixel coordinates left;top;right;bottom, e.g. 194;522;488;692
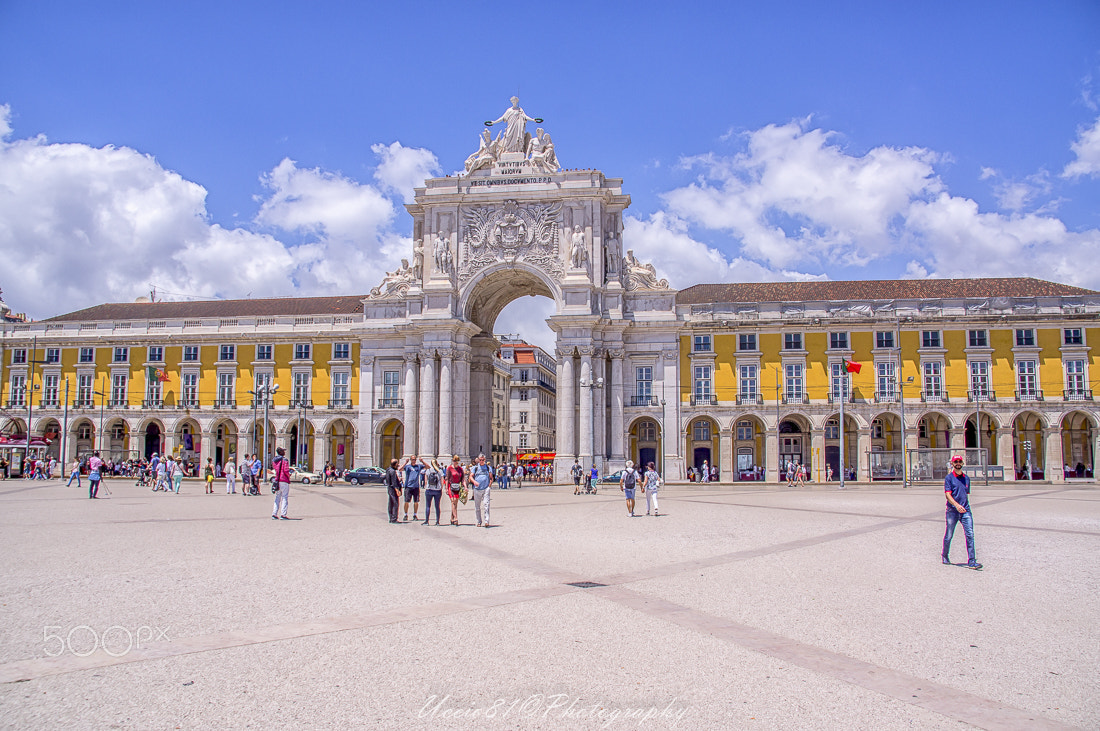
518;452;555;462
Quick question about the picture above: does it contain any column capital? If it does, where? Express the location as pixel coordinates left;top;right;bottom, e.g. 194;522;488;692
455;350;472;363
360;354;375;368
661;349;679;360
578;345;595;358
403;351;419;365
556;347;575;360
437;347;455;361
609;348;625;360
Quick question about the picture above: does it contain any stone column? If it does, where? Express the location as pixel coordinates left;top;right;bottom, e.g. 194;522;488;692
763;430;778;484
1044;426;1063;483
418;354;438;457
949;427;965;453
661;348;681;480
454;350;471;459
855;428;871;481
592;351;606;467
810;428;826;482
578;347;593;465
402;353;418;457
609;349;625;464
719;428;734;482
200;431;214;467
438;349;454;459
356;355;375;466
556;348;575;459
312;431;327;472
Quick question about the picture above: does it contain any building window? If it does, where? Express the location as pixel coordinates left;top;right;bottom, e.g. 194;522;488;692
923;362;942;396
824;418;839;439
877;361;896;399
382;371;400;405
970;361;990;397
519;433;528;449
333;342;350;360
79;347;95;364
693;421;711;441
113;347;129;363
77;375;93;405
256;344;273;361
519;369;529;382
693;365;712;397
519;411;528;424
148;346;164;362
111;373;127;404
875;331;895;349
1017;360;1038;396
784;364;803;399
183;346;199;362
332;372;349;402
639;420;657;441
693;334;712;353
829;332;849;350
182;374;198;405
146;373;162;402
218;373;234;404
1066;360;1086;394
11;349;27;365
921;331;941;348
968;330;988;347
293;372;311;404
519;389;529;401
783;333;803;350
736;420;754;441
871;418;884;439
1064;328;1083;346
294;343;311;360
739;364;757;397
635;366;653;400
8;374;26;406
45;348;61;364
43;374;59;406
1015;329;1035;347
830;362;850;399
254;372;273;391
219;344;235;362
78;424;92;440
738;334;757;351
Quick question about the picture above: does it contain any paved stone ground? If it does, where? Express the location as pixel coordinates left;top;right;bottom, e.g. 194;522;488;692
0;475;1096;730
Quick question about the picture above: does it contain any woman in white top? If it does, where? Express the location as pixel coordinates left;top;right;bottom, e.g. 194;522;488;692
642;461;662;517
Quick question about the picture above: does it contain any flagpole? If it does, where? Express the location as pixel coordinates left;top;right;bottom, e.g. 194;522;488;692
839;368;846;490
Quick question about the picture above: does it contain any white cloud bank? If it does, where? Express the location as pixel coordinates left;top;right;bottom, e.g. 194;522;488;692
625;118;1100;291
1062;116;1100;179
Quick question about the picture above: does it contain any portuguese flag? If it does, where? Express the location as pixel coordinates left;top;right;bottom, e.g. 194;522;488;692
844;359;862;374
147;367;170;382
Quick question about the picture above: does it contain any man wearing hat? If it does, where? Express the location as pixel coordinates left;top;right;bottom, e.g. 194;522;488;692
943;455;982;569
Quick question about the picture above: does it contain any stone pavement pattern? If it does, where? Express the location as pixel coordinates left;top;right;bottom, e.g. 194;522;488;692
0;476;1096;729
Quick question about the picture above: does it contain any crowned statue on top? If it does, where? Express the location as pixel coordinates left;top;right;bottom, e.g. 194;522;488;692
464;97;561;175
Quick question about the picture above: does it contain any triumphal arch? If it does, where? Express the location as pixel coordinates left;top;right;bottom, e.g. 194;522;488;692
358;97;684;478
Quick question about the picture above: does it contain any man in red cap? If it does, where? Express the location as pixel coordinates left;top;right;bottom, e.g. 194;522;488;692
943;455;982;569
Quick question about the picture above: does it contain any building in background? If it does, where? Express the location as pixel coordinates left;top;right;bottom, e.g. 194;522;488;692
497;335;557;464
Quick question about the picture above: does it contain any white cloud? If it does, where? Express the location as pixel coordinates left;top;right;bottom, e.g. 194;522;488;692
0;104;12;140
980;167;1052;212
371;142;440;204
1062;116;1100;179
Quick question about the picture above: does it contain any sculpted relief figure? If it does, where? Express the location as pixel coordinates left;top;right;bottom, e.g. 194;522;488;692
412;239;424;280
464;129;497;174
527;128;560;173
369;258;415;298
485;96;542;154
604;233;621;277
570;225;587;269
433;231;452;275
623;249;670;291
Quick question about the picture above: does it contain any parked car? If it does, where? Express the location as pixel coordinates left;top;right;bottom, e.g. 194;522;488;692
344;466;386;485
290;468;322;484
596;469;626;484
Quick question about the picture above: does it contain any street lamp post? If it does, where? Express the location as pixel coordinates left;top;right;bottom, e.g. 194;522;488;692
579;376;604;483
249;383;279;478
899;375;914;487
94;376;107;455
775;366;782;483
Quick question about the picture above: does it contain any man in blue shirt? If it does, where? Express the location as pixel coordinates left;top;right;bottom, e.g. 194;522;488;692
401;455;426;522
467;453;495;528
943;455;982;569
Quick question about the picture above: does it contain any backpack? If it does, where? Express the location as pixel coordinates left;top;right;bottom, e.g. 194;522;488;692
623;469;636;489
427;469;440;487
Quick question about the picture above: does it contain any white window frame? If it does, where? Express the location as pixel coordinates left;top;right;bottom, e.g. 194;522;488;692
923;361;943;396
739;364;758;397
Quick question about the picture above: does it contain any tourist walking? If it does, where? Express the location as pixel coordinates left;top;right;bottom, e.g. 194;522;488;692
250;456;262;495
87;451;103;499
642;461;662;516
225;459;237;494
620;460;639;517
943;455;982;569
401;455;426;522
467;453;494;528
571;460;583;494
385;458;401;523
170;456;184;493
423;459;445;525
445;455;465;525
66;457;81;487
204;458;215;494
271;447;292;520
0;456;7;480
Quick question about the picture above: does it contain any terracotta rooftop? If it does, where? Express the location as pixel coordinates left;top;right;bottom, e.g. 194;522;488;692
675;277;1096;305
514;351;537;365
44;295;366;322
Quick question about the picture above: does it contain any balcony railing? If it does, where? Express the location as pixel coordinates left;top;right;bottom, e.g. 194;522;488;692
1064;389;1093;401
782;393;808;405
73;399;94;408
377;398;403;409
629;395;659;407
1015;390;1044;402
213;399;237;409
736;393;762;406
108;399;129;409
328;398;353;409
5;399;25;408
827;392;853;404
920;390;949;403
967;390;997;402
289;399;314;409
690;394;718;406
874;391;897;403
143;398;164;409
38;399;60;409
178;398;200;409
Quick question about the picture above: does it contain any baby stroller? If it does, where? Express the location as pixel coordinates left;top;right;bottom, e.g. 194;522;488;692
135;468;152;488
585;475;598;494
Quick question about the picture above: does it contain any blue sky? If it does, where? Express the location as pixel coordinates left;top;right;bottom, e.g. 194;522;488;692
2;0;1099;345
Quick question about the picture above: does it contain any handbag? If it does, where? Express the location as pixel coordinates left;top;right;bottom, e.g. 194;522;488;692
459;484;468;504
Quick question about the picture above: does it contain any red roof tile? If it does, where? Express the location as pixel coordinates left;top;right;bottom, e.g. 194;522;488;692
44;295;366;322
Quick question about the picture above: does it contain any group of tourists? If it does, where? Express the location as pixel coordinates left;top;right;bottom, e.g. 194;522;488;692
618;460;663;517
384;453;497;527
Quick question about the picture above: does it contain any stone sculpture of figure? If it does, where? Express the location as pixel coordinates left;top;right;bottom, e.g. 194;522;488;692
433;231;450;274
528;128;561;173
464;129;497;174
370;258;415;298
570;225;587;269
412;239;424;280
486;96;540;154
623;249;669;290
604;234;621;277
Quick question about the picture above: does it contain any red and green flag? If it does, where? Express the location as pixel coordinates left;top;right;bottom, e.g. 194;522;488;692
844;359;862;374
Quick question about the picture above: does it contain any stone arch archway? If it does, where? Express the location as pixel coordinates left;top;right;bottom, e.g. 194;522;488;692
459;262;562;334
1060;410;1096;479
685;415;719;480
627;416;663;474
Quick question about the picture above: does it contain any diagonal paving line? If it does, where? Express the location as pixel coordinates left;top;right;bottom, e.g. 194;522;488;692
590;585;1078;731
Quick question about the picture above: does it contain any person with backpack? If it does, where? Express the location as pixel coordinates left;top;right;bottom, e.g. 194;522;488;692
87;451;104;498
270;447;292;520
423;459;445;525
467;453;494;528
571;460;583;494
620;460;639;517
204;458;215;494
445;455;465;526
642;461;662;516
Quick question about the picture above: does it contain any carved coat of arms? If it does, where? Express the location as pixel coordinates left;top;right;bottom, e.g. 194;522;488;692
459;200;563;284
